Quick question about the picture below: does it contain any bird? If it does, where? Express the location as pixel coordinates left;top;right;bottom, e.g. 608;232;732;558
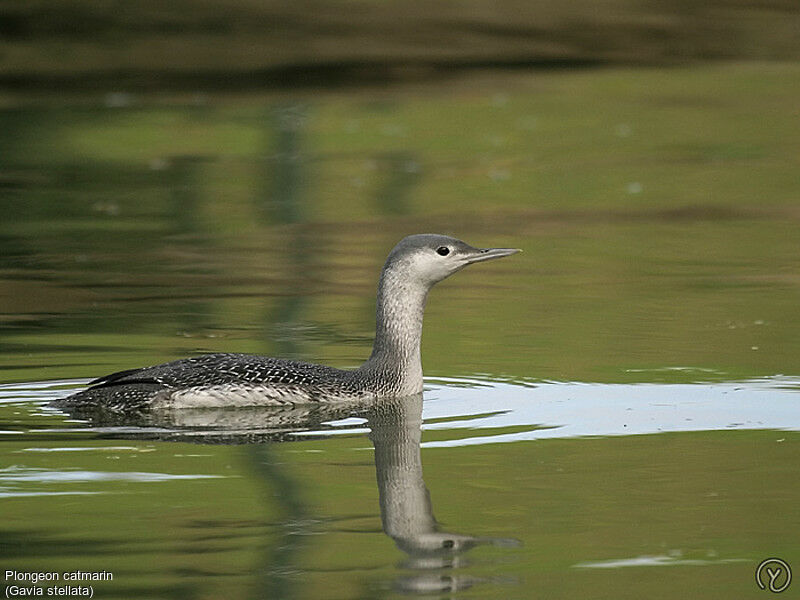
54;234;520;412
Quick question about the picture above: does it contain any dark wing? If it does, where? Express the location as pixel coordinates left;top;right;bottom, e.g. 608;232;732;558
88;366;158;387
53;353;350;411
54;353;257;411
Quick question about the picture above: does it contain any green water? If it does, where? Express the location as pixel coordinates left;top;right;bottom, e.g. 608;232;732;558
1;63;799;599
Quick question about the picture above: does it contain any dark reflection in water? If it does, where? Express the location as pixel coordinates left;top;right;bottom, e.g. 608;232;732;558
373;152;419;216
261;103;315;360
245;443;311;600
263;104;306;225
0;98;423;372
167;155;213;236
55;394;519;596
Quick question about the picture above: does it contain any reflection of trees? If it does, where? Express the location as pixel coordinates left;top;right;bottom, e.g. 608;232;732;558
262;104;306;226
260;103;312;360
0;101;423;359
245;442;311;600
258;102;423;361
167;155;213;235
373;152;420;216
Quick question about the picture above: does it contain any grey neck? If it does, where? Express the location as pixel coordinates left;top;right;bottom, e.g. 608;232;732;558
357;263;428;395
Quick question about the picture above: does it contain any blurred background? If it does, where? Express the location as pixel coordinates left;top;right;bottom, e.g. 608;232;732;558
2;5;800;600
1;0;798;383
2;0;800;82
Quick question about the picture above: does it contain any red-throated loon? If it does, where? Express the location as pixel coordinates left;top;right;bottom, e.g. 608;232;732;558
55;234;520;411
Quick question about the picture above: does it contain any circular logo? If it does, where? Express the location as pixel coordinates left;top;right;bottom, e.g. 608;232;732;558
756;558;792;593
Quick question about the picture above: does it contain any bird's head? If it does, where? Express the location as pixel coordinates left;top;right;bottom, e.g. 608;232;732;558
383;234;520;288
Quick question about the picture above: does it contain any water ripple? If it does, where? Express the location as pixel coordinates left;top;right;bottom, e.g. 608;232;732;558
0;466;230;483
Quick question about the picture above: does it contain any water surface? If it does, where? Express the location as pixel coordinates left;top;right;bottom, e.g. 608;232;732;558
1;63;799;598
2;376;799;599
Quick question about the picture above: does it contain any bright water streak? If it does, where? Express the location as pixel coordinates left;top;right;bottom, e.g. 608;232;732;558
419;376;800;446
2;376;798;443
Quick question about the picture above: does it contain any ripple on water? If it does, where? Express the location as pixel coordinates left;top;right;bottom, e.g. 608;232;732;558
417;376;800;447
0;376;798;445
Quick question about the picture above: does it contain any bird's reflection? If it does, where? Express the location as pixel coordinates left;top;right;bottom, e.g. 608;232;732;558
57;393;519;594
367;394;520;594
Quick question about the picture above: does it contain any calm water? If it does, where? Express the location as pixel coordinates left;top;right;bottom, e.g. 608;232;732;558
2;64;799;599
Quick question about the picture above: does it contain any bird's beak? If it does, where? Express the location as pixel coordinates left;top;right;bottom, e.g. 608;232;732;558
465;247;521;264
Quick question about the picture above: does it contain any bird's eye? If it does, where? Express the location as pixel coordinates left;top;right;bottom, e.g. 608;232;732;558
436;246;450;256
